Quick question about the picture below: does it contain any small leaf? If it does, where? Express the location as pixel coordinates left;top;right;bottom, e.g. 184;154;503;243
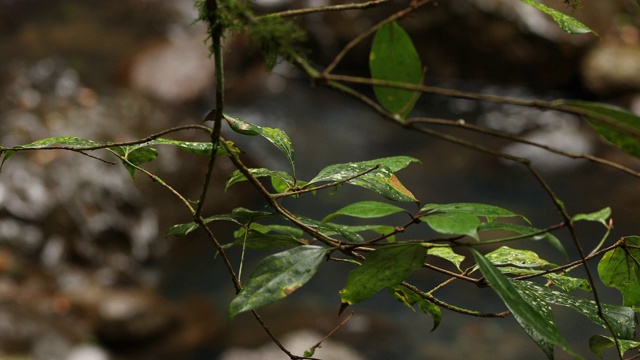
234;228;305;250
389;285;441;331
340;243;427;305
421;212;481;240
589;334;640;358
555;100;640;159
426;246;465;271
471;249;580;359
148;138;221;156
370;21;422;119
598;236;640;307
166;214;243;237
229;245;329;319
226;168;294;190
421;203;528;222
572;207;611;226
225;114;295;171
520;0;597;35
322;201;406;223
111;145;158;179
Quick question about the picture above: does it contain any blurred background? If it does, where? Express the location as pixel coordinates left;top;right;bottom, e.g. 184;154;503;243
0;0;639;359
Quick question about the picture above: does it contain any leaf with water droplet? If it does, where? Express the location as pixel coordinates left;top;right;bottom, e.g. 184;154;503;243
520;0;597;36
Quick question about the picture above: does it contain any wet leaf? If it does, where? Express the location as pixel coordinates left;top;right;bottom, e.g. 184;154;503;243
370;21;422;119
589;334;640;358
310;157;419;202
1;136;102;170
421;212;481;240
322;201;406;223
514;281;637;340
471;249;580;359
225;114;295;170
555;100;640;159
226;168;294;190
598;236;640;307
233;226;305;250
485;246;554;269
340;243;427;305
229;245;329;319
520;0;597;35
148;138;223;156
421;203;528;222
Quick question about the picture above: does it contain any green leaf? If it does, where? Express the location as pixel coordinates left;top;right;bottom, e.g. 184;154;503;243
471;249;580;359
226;168;294;190
426;246;465;271
147;138;221;156
225;114;295;170
111;145;158;179
389;285;441;331
572;207;611;226
229;245;329;319
421;203;528;222
1;136;102;170
421;212;481;240
589;334;640;358
233;226;306;250
322;201;406;223
520;0;597;35
598;236;640;307
555;100;640;159
514;281;637;340
370;21;422;119
485;246;554;269
310;157;419;202
340;243;427;305
166;213;244;237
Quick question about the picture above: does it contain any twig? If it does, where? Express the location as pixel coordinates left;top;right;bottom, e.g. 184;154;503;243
262;0;392;19
305;312;355;357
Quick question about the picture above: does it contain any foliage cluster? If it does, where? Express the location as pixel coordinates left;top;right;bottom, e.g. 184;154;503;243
2;1;640;359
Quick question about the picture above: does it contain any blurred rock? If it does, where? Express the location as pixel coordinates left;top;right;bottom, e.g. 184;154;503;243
125;36;215;104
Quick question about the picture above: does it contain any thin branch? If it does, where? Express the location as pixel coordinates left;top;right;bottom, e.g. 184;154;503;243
323;0;432;74
262;0;392;19
305;312;355;357
407;117;640;179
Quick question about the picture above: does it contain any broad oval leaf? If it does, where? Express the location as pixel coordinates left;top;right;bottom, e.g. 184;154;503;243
485;246;554;269
310;157;419;202
426;246;465;271
598;236;640;307
471;249;579;359
148;138;219;156
340;243;427;305
520;0;596;35
229;245;329;319
370;21;422;119
421;212;481;240
1;136;102;170
322;201;406;223
111;145;158;179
